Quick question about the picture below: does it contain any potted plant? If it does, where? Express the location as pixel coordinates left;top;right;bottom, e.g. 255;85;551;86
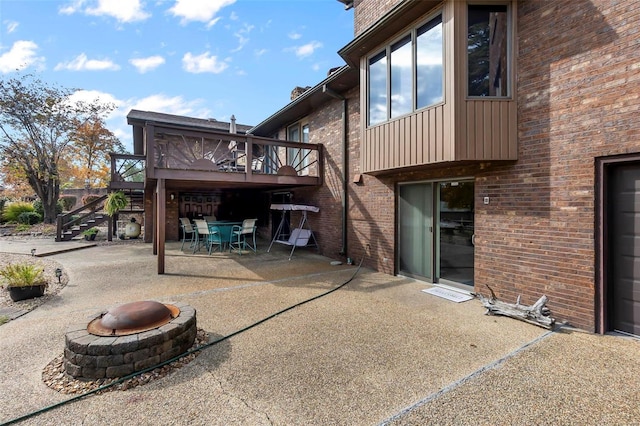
82;227;99;241
104;191;128;217
0;262;48;301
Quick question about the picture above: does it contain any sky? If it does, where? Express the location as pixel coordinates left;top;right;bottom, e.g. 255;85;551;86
0;0;354;151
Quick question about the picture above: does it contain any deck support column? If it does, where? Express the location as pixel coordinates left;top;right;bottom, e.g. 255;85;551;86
156;178;166;274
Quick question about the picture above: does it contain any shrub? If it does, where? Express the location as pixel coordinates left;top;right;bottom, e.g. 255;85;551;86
0;262;46;288
59;195;77;211
33;199;63;217
82;194;101;206
17;211;42;225
1;202;34;223
15;224;30;232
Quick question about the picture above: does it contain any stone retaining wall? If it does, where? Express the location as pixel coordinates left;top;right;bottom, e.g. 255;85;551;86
64;302;196;380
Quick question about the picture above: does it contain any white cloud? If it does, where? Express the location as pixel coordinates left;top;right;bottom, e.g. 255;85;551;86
168;0;235;26
0;40;45;73
67;89;120;112
5;21;19;34
117;93;212;150
229;11;238;21
130;55;165;73
288;31;301;40
128;94;210;117
182;51;228;74
61;89;212;152
59;0;85;15
287;41;323;59
254;48;267;57
54;53;120;71
61;0;150;23
231;23;254;53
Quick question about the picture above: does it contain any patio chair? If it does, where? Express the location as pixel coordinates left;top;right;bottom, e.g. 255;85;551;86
251;156;265;173
179;217;196;251
193;219;223;255
229;218;257;254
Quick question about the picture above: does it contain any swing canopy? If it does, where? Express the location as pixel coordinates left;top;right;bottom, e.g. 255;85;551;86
268;204;320;259
269;204;320;212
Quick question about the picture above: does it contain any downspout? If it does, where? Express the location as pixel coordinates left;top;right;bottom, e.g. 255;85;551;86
323;84;348;256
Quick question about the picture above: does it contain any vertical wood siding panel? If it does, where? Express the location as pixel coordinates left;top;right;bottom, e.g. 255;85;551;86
361;99;516;173
483;102;492;159
474;102;484;160
369;128;375;171
501;102;509;158
405;116;411;165
411;114;422;164
439;106;448;161
466;101;474;160
365;128;370;172
493;101;502;158
389;122;394;169
375;126;380;171
430;109;437;162
405;117;410;165
509;101;517;159
395;118;407;166
363;130;367;172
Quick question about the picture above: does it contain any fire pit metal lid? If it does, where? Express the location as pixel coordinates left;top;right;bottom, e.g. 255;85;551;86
87;301;180;336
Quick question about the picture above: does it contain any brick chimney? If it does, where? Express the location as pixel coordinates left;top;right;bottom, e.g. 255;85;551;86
290;86;311;100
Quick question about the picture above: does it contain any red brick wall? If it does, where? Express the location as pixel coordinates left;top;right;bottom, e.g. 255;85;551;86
474;0;639;331
142;190;179;243
340;0;640;332
353;0;403;36
287;92;354;260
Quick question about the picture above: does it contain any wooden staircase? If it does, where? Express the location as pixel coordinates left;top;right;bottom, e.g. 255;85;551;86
56;194;110;242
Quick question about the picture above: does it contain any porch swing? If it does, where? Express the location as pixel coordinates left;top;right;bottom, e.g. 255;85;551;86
267;204;320;260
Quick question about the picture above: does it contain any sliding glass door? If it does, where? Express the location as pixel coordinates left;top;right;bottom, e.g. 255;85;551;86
438;181;475;286
398;180;475;286
398;183;434;280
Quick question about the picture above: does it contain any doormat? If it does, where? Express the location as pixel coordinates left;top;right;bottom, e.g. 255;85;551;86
422;287;474;303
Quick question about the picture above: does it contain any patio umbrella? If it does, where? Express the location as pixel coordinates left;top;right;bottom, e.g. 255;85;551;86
228;114;237;151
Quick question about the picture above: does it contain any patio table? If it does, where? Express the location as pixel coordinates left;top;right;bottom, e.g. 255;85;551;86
207;221;242;250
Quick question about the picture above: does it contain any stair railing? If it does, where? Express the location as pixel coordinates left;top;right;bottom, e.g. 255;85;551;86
56;195;109;242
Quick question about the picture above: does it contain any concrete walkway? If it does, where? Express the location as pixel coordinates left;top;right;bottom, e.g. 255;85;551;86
0;238;638;425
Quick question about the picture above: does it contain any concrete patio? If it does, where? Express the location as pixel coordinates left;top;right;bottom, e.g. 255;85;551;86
0;238;638;425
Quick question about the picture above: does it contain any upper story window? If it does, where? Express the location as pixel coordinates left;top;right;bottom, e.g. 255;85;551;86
287;121;310;175
368;14;443;127
467;4;509;97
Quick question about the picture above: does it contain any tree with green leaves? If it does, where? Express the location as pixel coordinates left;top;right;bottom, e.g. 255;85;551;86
0;73;115;223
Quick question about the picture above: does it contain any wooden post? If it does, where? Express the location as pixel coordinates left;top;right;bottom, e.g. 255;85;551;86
156;179;165;274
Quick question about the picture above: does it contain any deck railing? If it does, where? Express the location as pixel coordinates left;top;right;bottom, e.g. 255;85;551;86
146;124;322;180
109;153;146;189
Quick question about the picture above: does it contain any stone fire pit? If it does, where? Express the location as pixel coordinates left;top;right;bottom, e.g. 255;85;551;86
64;301;197;380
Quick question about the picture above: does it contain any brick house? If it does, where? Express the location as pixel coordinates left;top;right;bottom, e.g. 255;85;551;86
115;0;639;335
249;0;640;335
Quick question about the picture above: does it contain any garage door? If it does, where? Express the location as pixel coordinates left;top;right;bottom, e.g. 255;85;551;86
610;164;640;335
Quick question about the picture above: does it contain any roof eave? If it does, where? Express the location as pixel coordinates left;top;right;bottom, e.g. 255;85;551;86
248;65;358;136
338;0;441;67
